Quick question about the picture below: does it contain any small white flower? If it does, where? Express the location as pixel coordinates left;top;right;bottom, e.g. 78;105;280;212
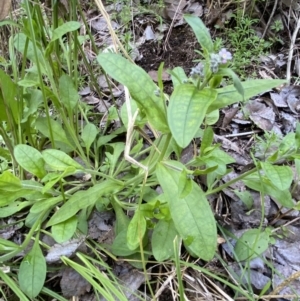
218;48;232;64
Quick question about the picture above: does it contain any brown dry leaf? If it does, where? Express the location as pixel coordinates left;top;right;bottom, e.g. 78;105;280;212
101;264;146;301
88;211;114;241
91;17;119;32
245;100;275;131
148;70;171;82
0;218;22;240
185;1;203;17
61;268;91;298
281;111;297;133
164;0;187;20
270;92;288;107
280;85;300;114
214;134;243;155
0;0;11;20
82;95;100;105
45;237;86;263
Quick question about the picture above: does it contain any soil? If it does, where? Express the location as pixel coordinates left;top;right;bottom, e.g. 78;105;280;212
139;25;198;74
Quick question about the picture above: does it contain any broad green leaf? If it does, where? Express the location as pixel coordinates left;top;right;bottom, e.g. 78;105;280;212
156;162;217;260
106;142;125;174
178;169;193;198
0;68;18;122
207;79;286;113
30;196;63;214
14;33;47;73
42;149;83;171
234;190;253;210
205;109;219;125
81;122;98;152
97;53;169;133
200;126;214;155
52;216;78;243
51;21;81;41
243;173;294;208
111;198;130;236
59;74;79;112
42;167;76;193
97;134;117;147
168;85;217;148
36;117;72;147
152;219;177;261
18;241;46;298
0;201;32;218
25;209;51;228
47;181;122;226
14;144;46;179
234;229;270;261
169;66;188;87
22;89;43;123
127;209;147;250
17;79;38;87
0;188;41;206
261;162;293;191
0;171;21;191
111;229;138;256
216;68;244;97
184;14;213;52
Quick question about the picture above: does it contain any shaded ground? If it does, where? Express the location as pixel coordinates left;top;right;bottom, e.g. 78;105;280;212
139;25;198;73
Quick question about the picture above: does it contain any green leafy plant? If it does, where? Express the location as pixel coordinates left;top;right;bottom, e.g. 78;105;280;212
0;3;296;299
96;14;286;263
225;15;272;77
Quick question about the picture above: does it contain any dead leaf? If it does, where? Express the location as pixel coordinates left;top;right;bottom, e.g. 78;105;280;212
270;92;287;107
185;2;203;17
245;100;275;131
61;268;91;298
144;25;155;41
0;0;11;21
79;87;91;96
91;17;119;32
164;0;187;20
88;211;114;240
46;237;86;263
148;70;171;82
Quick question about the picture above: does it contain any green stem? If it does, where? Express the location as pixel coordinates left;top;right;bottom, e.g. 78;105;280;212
206;167;258;196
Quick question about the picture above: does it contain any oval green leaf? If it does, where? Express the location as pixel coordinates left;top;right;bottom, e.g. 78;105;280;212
18;243;46;298
47;181;122;226
52;216;78;243
152;219;177;261
156;162;217;260
42;149;83;171
81;122;98;151
97;53;169;133
168;85;217;148
14;144;46;179
234;229;270;261
261;162;293;191
127;209;147;250
184;15;213;52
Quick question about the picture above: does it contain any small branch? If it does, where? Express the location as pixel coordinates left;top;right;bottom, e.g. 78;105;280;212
286;11;300;84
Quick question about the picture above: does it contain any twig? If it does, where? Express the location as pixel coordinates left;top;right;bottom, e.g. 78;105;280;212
163;0;185;51
286;11;300;84
261;0;279;39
